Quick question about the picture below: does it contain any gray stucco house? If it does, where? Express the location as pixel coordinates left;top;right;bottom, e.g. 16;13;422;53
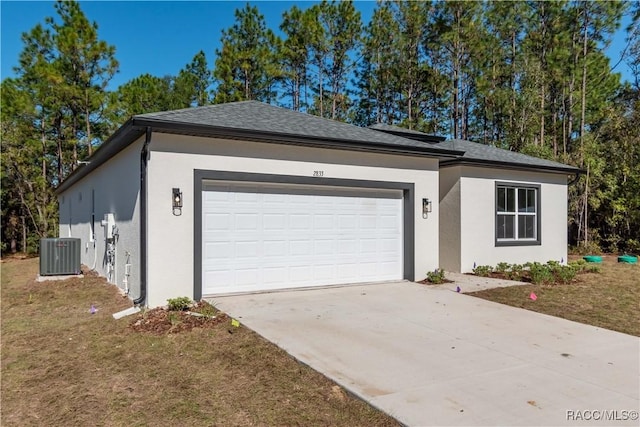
57;101;581;307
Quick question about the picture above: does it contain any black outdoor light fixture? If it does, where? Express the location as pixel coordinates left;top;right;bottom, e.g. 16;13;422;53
172;188;183;216
422;198;432;219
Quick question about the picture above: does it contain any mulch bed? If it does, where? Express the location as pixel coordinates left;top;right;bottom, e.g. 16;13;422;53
465;272;532;282
416;278;454;285
129;301;229;335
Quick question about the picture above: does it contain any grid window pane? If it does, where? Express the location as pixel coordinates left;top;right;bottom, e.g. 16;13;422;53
526;189;536;213
506;188;515;212
518;189;527;212
497;215;515;239
497;188;506;212
518;216;535;239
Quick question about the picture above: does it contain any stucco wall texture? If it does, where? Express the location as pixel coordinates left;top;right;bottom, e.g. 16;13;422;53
58;140;143;299
439;165;568;272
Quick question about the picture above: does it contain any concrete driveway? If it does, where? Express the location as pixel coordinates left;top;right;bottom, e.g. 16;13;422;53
213;282;640;426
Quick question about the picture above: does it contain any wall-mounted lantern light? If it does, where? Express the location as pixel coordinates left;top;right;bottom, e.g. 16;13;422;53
422;198;432;219
172;188;183;216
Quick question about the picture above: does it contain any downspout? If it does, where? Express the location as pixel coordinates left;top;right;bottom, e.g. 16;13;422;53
133;127;151;306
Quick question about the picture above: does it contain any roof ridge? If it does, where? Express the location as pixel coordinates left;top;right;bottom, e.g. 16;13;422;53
134;100;260;119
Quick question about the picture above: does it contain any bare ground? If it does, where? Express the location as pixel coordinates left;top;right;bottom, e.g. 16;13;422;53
1;257;399;426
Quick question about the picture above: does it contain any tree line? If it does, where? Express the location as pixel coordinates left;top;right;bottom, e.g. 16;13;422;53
2;0;639;255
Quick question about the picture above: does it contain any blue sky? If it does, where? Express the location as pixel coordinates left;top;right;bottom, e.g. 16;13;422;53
0;0;635;91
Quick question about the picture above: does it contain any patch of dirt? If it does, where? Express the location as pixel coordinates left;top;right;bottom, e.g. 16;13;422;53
465;271;533;282
129;301;229;335
2;257;400;426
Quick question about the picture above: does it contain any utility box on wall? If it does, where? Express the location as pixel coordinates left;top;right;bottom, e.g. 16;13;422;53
40;238;81;276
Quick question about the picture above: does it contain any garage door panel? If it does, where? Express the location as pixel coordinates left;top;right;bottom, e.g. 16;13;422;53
235;268;260;285
205;242;232;259
234;241;259;258
263;267;288;284
290;240;312;255
313;264;337;280
338;239;358;254
314;240;336;255
314;215;334;230
205;213;231;230
290;214;312;229
202;182;403;295
381;238;401;252
264;240;287;256
263;214;286;230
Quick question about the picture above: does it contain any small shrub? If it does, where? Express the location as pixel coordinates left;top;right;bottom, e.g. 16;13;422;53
507;264;524;281
473;265;493;277
624;239;640;253
569;259;587;273
529;262;554;285
167;296;192;311
426;268;446;284
495;262;511;274
552;265;577;284
569;241;602;255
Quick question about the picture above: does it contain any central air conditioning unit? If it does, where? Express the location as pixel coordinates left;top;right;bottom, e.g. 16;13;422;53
39;238;81;276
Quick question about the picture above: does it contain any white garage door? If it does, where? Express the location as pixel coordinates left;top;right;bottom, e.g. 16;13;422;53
202;182;403;295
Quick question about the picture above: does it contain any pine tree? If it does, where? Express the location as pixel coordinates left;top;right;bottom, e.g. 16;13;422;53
213;4;280;103
177;51;212;107
280;6;316;111
307;0;362;120
3;0;118;252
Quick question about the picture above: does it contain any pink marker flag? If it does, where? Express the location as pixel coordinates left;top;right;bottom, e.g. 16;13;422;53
529;292;537;301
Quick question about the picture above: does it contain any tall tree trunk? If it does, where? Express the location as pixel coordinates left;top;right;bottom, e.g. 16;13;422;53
552;97;558;158
41;115;47;187
540;82;545;146
510;31;517;142
21;213;27;253
579;5;589;168
453;56;459;139
294;75;300;111
72;115;78;170
583;165;590;246
244;69;250;99
85;90;92;156
317;61;324;117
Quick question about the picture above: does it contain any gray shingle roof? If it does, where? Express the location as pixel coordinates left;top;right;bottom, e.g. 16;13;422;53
368;123;434;136
58;101;581;194
365;122;580;173
135;101;458;155
438;139;581;172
